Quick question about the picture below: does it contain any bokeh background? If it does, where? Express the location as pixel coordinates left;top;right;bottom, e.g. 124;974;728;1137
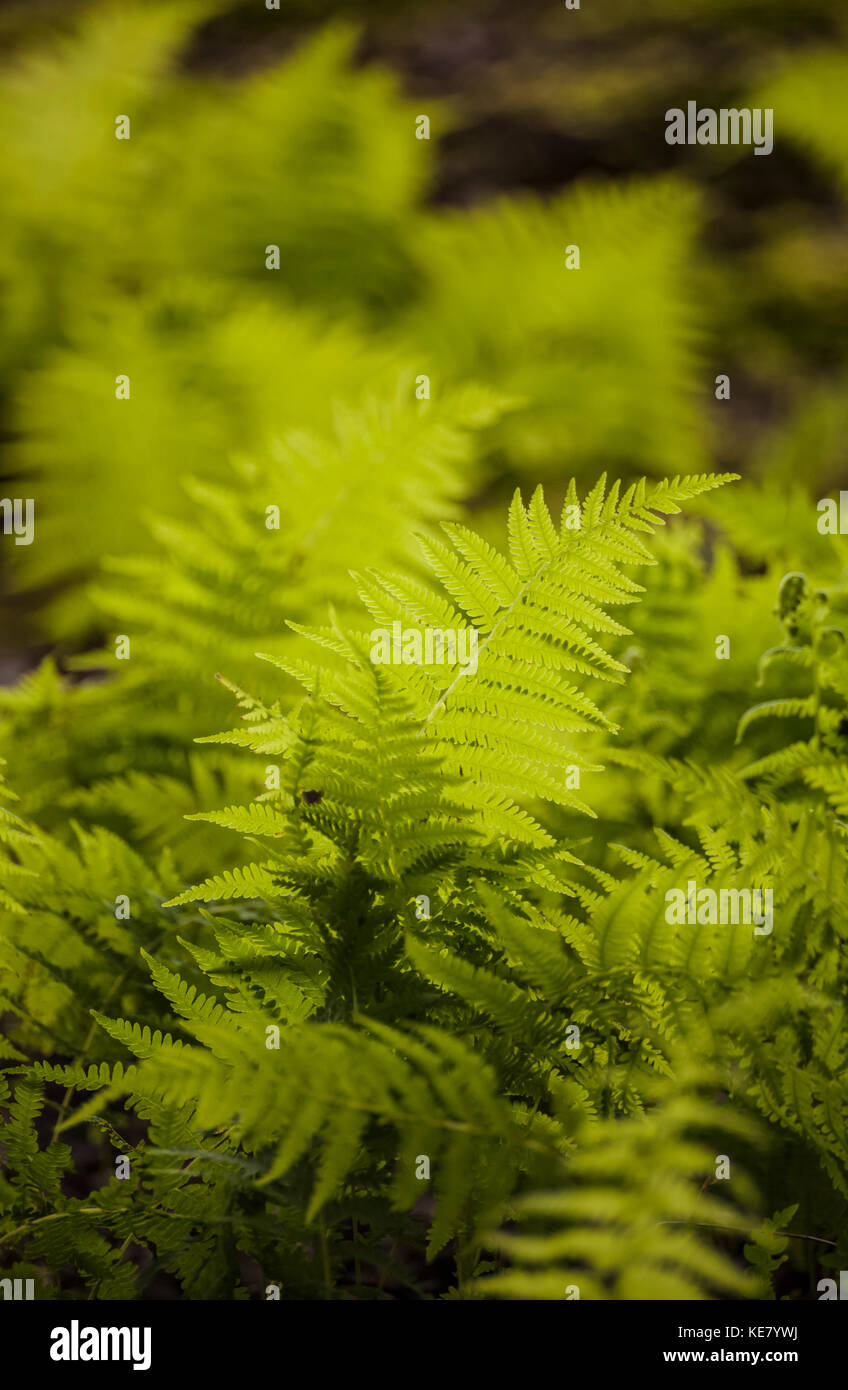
1;0;846;664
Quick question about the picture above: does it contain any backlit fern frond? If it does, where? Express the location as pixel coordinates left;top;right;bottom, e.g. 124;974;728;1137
266;473;739;854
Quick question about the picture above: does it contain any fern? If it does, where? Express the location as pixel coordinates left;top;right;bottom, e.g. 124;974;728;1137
480;1067;760;1301
1;0;846;1301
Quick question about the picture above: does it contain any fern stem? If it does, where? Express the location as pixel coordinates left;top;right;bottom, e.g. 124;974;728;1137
0;1206;102;1249
420;552;553;729
660;1220;836;1245
812;660;822;753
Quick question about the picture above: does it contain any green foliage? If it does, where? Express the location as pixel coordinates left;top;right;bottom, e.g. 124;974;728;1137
744;1205;799;1299
0;0;726;643
0;6;433;618
756;52;848;199
4;472;847;1299
481;1068;760;1302
2;0;848;1304
402;179;708;477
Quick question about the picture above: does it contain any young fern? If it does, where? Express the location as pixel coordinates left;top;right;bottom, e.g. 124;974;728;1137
737;570;848;802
